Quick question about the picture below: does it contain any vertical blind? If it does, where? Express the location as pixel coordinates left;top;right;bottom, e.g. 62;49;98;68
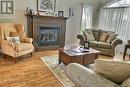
81;5;93;31
98;8;130;53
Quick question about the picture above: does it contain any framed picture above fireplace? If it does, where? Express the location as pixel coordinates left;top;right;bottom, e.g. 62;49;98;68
37;0;56;12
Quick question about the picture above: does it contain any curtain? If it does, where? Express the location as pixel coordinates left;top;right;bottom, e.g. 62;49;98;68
81;5;93;31
98;8;130;53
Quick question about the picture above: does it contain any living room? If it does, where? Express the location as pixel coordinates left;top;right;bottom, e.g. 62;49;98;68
0;0;130;87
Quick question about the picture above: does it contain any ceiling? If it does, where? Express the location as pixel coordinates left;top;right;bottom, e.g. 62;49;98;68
64;0;115;8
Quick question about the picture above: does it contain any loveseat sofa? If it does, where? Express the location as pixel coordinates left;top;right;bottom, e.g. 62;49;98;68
77;29;123;56
65;59;130;87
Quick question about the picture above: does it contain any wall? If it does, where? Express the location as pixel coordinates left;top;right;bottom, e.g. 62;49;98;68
56;0;83;45
0;0;37;33
0;0;106;46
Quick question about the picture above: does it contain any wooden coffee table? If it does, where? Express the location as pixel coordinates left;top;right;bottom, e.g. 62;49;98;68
59;48;100;65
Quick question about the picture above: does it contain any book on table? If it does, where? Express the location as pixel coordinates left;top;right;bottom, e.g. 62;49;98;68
71;48;89;53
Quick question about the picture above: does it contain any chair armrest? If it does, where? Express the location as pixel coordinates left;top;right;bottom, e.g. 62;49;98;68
22;37;33;43
111;38;123;48
1;40;14;48
77;34;86;45
65;63;119;87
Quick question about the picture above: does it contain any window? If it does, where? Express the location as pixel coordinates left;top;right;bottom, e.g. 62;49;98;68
81;5;93;31
104;0;130;8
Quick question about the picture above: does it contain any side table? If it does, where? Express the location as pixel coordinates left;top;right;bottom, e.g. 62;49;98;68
123;44;130;60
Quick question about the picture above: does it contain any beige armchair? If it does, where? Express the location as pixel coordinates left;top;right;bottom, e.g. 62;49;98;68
0;23;34;63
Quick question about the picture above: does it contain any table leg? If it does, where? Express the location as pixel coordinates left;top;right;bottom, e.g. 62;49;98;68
123;46;127;60
59;59;61;64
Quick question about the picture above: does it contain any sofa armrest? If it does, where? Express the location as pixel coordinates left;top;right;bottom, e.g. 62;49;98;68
1;40;15;48
111;38;123;48
65;63;119;87
121;78;130;87
77;34;86;45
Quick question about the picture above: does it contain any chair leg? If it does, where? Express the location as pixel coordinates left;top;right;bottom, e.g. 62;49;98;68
3;54;6;60
13;57;17;63
31;52;33;57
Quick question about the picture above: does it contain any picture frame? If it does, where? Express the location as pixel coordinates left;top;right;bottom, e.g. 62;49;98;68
37;0;56;12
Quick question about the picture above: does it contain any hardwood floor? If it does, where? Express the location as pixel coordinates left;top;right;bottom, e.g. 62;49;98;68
0;50;129;87
0;50;63;87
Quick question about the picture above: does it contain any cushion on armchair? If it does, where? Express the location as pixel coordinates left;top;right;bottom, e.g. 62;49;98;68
89;41;98;47
6;36;20;43
107;33;118;44
92;30;100;41
15;43;34;52
83;30;95;41
98;42;111;49
99;32;109;42
65;63;120;87
94;59;130;84
10;32;27;42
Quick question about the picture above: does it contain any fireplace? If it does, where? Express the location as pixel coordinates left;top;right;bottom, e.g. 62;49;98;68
38;27;60;46
25;14;68;51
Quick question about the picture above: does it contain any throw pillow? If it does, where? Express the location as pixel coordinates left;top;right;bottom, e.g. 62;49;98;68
94;59;130;84
106;33;117;44
83;30;95;41
12;36;20;43
10;32;19;37
6;36;20;43
92;30;100;41
6;36;13;42
10;32;27;42
99;32;109;42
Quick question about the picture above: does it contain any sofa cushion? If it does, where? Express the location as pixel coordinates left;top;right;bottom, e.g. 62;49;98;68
99;32;109;42
89;41;98;47
83;29;95;41
98;42;111;49
92;30;100;41
15;43;34;52
94;59;130;84
107;33;117;44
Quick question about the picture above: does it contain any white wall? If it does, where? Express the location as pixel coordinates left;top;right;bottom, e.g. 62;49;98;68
0;0;37;33
0;0;107;46
56;0;83;45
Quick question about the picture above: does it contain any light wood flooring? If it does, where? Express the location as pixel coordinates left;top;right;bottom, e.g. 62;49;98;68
0;50;63;87
0;50;129;87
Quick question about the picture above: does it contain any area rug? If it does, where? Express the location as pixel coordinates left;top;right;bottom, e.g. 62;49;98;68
40;55;75;87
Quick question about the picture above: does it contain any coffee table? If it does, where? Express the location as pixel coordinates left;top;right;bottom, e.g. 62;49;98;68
59;48;100;65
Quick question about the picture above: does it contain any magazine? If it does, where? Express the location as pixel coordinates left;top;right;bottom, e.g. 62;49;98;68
71;48;89;53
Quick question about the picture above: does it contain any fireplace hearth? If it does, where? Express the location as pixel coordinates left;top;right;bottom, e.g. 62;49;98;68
25;14;68;51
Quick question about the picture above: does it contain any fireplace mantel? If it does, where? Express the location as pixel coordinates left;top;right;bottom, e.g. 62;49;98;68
25;14;68;51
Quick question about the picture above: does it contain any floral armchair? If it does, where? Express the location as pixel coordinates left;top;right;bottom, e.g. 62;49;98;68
0;23;34;63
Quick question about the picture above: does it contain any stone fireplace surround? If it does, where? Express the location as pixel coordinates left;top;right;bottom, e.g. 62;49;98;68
25;14;68;51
